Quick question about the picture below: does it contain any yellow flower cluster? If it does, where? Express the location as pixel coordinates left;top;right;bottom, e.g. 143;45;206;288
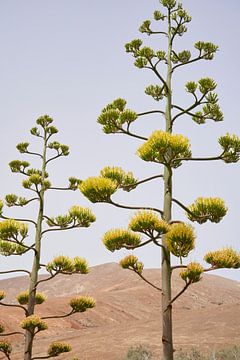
165;223;195;258
102;229;141;252
204;248;240;269
137;130;191;167
119;255;144;274
21;315;48;332
187;197;227;223
129;211;170;235
79;177;117;203
180;262;204;283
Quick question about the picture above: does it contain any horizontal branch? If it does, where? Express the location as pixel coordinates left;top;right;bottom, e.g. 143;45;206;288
125;238;154;250
0;214;37;227
122;174;163;191
0;269;30;276
41;223;78;236
48;187;73;191
109;200;163;216
137;110;165;117
42;310;74;320
0;302;28;316
0;331;24;337
173;154;222;164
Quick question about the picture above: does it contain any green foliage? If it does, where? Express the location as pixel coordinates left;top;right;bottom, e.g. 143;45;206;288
79;176;118;203
187;197;227;224
180;262;204;283
0;340;12;356
119;255;144;275
100;166;137;191
137;130;191;167
17;291;46;305
21;315;48;332
102;229;141;251
204;248;240;269
48;342;72;357
165;223;195;258
98;98;138;134
219;133;240;163
129;211;170;236
69;296;96;313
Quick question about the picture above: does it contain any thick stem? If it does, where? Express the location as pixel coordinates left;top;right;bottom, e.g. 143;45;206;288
24;131;48;360
161;8;174;360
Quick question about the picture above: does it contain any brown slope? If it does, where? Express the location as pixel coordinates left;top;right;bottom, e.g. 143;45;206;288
0;263;239;359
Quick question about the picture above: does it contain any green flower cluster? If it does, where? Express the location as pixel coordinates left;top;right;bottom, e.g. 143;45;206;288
98;98;137;134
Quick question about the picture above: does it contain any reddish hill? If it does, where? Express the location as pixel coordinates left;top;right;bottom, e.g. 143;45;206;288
0;263;239;359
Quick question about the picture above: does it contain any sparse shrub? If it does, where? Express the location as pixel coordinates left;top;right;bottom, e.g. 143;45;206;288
215;345;240;360
174;348;206;360
123;344;153;360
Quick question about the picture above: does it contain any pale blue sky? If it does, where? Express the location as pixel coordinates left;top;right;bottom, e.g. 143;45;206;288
0;0;239;281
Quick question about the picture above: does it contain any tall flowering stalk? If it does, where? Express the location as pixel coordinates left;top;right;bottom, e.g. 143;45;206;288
0;116;96;360
79;1;240;359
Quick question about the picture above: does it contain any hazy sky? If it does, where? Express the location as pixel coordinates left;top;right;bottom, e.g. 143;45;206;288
0;0;239;281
